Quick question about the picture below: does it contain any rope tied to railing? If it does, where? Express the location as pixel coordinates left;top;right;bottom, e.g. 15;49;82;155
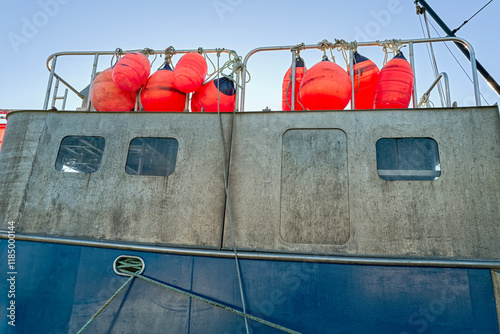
204;50;248;88
334;38;355;68
377;39;405;65
291;42;306;58
157;46;176;70
284;44;307;111
110;47;124;67
317;39;335;61
141;47;157;67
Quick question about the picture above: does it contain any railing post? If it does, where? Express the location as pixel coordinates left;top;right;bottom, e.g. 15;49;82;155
409;41;418;108
290;51;297;111
87;53;100;111
349;48;355;110
43;56;57;110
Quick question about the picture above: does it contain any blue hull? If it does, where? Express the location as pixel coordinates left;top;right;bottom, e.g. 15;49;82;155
1;240;498;333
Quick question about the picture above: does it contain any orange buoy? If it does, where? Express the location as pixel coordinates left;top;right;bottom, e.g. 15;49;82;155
191;77;236;112
350;52;379;109
173;53;208;93
0;123;6;152
373;52;414;109
90;68;137;111
298;59;352;110
140;63;187;112
282;57;307;111
112;52;151;92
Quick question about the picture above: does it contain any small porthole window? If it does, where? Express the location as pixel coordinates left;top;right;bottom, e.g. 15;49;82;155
376;138;441;181
56;136;105;173
125;137;178;176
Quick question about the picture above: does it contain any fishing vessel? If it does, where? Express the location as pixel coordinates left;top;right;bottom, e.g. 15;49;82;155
1;4;500;334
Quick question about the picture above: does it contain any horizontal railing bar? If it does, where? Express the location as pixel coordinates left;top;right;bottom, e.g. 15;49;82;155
2;232;500;269
240;36;479;111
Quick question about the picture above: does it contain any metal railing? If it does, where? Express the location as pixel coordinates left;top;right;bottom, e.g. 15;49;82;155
418;72;451;108
43;48;238;111
239;36;481;111
43;37;481;112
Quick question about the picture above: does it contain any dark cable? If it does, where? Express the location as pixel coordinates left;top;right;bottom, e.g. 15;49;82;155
452;0;493;34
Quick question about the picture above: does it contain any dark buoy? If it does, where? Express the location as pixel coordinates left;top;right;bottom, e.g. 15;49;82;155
350;52;379;109
191;76;236;112
282;57;307;111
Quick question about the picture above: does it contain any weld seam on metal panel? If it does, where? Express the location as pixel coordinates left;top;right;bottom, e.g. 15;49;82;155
2;232;500;269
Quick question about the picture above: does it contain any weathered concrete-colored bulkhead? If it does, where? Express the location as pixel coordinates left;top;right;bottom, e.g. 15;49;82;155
0;107;499;260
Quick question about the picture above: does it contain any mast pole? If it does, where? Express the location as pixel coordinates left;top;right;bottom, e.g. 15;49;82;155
415;0;500;97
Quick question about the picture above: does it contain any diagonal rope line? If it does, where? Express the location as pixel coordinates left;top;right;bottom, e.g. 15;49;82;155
123;270;302;334
77;275;135;334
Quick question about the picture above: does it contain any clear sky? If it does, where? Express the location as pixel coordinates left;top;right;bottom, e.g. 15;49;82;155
1;0;499;111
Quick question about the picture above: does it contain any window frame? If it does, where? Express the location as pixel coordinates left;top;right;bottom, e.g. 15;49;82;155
125;137;179;177
375;137;441;181
55;135;106;174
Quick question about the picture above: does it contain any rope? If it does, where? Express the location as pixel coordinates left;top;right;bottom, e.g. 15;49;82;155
284;46;306;110
110;47;124;67
156;46;176;70
77;275;135;333
122;269;302;334
334;38;353;68
214;50;250;332
377;39;404;65
201;48;218;81
204;51;248;88
318;39;335;61
290;42;306;57
141;47;157;68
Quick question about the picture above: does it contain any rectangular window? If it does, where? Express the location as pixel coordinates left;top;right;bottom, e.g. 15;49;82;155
125;137;178;176
376;138;441;181
56;136;105;173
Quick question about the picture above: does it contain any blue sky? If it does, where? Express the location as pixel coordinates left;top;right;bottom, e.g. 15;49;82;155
1;0;499;111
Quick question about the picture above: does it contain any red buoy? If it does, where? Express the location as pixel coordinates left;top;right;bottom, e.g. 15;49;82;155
282;57;307;111
373;52;414;109
173;53;208;93
112;52;151;92
0;123;6;152
349;52;379;109
90;68;137;112
298;60;352;110
140;63;187;112
191;77;236;112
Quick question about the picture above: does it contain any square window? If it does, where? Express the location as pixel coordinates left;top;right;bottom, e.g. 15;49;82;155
376;138;441;181
125;137;178;176
56;136;105;173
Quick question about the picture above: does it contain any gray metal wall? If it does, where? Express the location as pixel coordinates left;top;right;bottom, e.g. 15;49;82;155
223;107;500;259
0;111;232;248
1;107;499;259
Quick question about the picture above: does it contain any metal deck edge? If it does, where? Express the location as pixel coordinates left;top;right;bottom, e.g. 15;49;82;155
2;232;500;269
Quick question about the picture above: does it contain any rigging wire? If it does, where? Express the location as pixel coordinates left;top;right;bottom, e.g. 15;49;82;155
452;0;494;34
426;19;491;105
419;12;446;106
